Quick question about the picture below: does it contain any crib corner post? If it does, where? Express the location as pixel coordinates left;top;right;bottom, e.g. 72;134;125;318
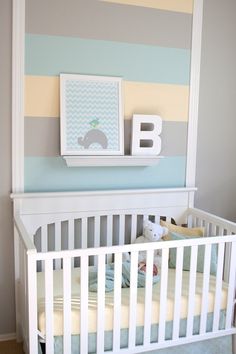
27;251;38;354
14;224;22;342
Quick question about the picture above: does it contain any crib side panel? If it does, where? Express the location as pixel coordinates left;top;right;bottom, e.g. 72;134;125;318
187;208;236;282
34;234;236;354
32;208;187;270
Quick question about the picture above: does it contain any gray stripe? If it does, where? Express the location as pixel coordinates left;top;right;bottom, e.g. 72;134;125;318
25;117;187;157
25;117;60;156
25;0;192;49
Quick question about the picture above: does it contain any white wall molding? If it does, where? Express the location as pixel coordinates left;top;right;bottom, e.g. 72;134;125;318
12;0;25;193
12;0;25;342
186;0;204;187
0;333;16;342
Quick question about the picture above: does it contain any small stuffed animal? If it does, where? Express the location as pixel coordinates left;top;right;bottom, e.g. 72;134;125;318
135;220;168;272
122;220;168;275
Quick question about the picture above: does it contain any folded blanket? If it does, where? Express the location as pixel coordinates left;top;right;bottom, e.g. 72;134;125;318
89;260;160;292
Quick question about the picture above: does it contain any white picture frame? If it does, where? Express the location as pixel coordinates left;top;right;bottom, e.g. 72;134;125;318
60;74;124;156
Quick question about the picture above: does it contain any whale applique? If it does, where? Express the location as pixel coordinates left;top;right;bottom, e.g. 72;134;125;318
78;129;108;149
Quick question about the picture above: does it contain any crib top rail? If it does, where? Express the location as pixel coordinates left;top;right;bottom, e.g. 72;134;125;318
26;234;236;261
188;208;236;234
12;188;196;236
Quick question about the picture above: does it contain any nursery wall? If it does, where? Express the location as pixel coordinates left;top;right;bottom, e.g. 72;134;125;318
1;0;236;338
24;0;193;192
195;0;236;221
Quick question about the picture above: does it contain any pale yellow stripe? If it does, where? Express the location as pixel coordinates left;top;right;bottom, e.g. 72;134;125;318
101;0;193;14
25;76;189;122
25;76;60;117
124;81;189;122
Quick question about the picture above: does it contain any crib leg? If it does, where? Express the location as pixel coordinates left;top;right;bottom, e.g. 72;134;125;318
232;334;236;354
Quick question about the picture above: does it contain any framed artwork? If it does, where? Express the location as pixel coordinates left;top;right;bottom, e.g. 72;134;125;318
60;74;124;155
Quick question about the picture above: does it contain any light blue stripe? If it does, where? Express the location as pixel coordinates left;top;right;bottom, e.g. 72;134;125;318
25;34;190;85
24;156;186;192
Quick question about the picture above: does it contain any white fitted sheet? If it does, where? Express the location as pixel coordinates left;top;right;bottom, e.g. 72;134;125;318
37;267;228;336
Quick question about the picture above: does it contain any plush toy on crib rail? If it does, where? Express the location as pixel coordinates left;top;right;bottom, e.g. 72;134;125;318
123;220;168;276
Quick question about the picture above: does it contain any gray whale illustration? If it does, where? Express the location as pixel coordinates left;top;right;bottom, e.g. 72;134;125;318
78;129;108;149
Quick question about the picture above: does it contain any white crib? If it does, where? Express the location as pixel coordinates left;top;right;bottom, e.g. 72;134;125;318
12;188;236;354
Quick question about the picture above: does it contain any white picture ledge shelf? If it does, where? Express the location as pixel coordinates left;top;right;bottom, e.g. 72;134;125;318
63;155;164;167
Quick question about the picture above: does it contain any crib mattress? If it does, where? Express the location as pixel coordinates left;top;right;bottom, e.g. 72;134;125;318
37;267;228;336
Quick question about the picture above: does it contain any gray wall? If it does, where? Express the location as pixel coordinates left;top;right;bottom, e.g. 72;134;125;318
195;0;236;221
0;0;15;335
0;0;236;336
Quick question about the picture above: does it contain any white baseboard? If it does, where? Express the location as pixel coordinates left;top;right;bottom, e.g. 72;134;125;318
0;333;16;342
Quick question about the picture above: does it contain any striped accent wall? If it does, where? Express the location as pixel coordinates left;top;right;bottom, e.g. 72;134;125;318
101;0;193;13
25;0;192;192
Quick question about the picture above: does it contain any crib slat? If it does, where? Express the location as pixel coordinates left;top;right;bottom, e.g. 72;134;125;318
213;242;225;331
81;218;88;249
113;252;122;351
158;248;169;343
223;241;231;282
55;222;61;269
94;217;101;266
94;216;100;248
41;225;47;252
97;254;105;353
63;257;71;354
68;219;75;267
45;259;54;353
80;255;88;353
186;245;198;337
200;244;211;334
107;215;113;263
119;215;125;245
131;215;137;244
68;219;74;250
144;249;154;346
154;215;161;224
218;227;224;237
41;225;47;271
205;222;210;236
128;251;138;349
172;246;184;340
225;242;236;328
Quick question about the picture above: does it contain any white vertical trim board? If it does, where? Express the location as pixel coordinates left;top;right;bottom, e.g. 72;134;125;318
12;0;25;343
12;0;25;193
186;0;204;187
